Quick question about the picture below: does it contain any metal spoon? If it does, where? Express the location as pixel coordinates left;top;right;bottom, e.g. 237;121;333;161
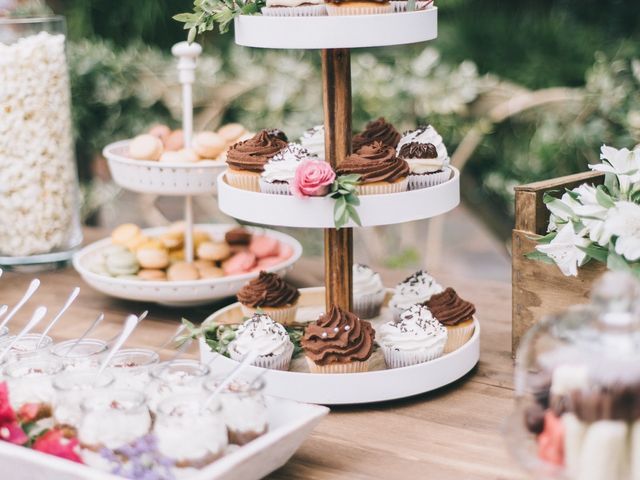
36;287;80;349
153;337;194;378
94;314;139;380
63;312;105;357
105;310;148;345
0;305;8;321
0;278;40;332
0;306;47;363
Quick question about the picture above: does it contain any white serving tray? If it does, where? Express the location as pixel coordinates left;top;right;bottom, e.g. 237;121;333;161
0;396;328;480
104;140;226;196
234;8;437;49
199;287;480;405
73;225;302;307
217;168;460;228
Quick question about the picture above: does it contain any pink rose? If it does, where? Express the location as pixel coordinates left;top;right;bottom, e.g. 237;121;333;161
291;159;336;198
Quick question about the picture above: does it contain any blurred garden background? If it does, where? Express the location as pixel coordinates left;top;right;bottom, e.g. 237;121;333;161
3;0;639;275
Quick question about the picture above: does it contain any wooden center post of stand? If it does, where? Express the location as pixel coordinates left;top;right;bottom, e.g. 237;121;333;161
322;48;353;312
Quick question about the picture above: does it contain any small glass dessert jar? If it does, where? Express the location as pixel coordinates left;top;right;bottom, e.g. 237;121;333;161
154;394;228;468
108;348;160;391
146;360;209;413
50;338;108;371
79;390;152;451
2;358;62;418
204;376;268;445
52;371;114;430
0;334;53;362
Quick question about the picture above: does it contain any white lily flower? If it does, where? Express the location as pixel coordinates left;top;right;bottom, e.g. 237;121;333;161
590;145;640;196
546;192;581;232
536;223;590;277
601;201;640;261
571;184;610;245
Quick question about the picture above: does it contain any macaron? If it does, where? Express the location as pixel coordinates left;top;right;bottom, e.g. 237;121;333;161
217;123;247;144
277;243;294;261
199;266;225;279
159;148;199;163
124;234;150;252
167;262;200;281
105;249;139;276
87;259;110;276
193;131;227;159
112;224;142;247
158;231;184;250
193;231;212;249
148;124;172;144
137;269;167;281
256;256;283;269
249;236;280;259
165;129;184;151
128;134;163;161
136;245;170;270
169;250;185;262
223;251;257;275
197;241;231;262
193;259;216;271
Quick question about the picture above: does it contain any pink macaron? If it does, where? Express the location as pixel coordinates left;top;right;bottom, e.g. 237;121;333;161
256;256;283;269
277;243;294;260
223;251;257;275
249;236;280;259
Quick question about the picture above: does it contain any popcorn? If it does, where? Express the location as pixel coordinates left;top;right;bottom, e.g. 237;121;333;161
0;32;80;257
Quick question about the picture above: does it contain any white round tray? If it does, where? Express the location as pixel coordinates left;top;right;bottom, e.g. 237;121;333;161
104;140;226;196
72;225;302;307
217;168;460;228
234;8;437;50
199;287;480;405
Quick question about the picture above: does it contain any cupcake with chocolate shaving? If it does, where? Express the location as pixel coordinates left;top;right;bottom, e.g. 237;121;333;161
352;117;401;151
225;130;288;192
397;125;451;190
301;305;375;373
259;143;317;195
336;141;409;195
426;287;476;353
236;271;300;325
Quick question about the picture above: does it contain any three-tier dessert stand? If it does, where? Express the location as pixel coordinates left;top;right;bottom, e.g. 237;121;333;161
204;8;481;404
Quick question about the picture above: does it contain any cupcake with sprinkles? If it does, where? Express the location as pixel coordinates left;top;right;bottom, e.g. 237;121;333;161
378;304;447;368
396;125;451;190
236;271;300;325
426;288;476;353
299;125;325;159
388;270;444;320
301;305;375;373
259;143;317;195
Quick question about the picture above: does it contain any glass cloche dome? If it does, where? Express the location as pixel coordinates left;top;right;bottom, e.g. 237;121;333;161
506;271;640;480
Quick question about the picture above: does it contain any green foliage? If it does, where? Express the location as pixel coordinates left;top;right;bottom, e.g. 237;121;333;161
175;0;265;38
330;175;362;229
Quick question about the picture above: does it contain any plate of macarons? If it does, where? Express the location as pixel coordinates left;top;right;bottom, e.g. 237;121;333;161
103;123;255;196
197;267;480;404
73;223;303;307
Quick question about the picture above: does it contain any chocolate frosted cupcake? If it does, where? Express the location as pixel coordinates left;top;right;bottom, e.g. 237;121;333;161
397;125;451;190
426;287;476;353
237;271;300;325
336;141;409;195
225;130;288;192
301;305;375;374
352;117;401;151
325;0;393;17
259;143;316;195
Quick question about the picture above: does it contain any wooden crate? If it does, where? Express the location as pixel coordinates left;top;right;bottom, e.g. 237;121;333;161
512;171;606;355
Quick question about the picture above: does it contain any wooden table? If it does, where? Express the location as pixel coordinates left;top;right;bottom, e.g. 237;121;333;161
1;229;524;480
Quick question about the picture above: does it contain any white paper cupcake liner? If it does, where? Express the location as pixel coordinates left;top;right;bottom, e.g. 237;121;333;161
408;168;451;190
326;4;393;16
261;5;327;16
229;341;294;371
225;169;260;192
357;177;408;196
305;357;370;374
443;320;475;353
353;289;386;319
241;303;298;326
391;0;433;12
258;178;292;195
381;344;444;369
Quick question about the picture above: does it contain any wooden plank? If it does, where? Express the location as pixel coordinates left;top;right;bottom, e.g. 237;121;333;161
322;48;353;311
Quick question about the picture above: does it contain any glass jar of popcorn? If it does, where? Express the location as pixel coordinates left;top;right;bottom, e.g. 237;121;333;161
0;16;82;269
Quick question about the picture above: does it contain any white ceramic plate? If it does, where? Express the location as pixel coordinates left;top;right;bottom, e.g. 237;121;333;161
217;168;460;228
199;287;480;405
104;140;226;196
0;396;328;480
73;225;303;307
234;8;437;49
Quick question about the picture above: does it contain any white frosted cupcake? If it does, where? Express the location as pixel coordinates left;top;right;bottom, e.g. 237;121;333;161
262;0;327;15
259;143;316;195
299;125;325;159
397;125;451;190
228;313;294;371
378;304;447;368
352;264;386;319
389;270;444;320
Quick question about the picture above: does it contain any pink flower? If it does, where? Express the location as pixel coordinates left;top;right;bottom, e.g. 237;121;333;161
0;422;28;445
0;383;15;424
291;159;336;198
33;429;83;464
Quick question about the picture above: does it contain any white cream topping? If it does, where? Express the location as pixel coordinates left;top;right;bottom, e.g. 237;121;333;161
397;125;449;173
230;314;292;358
146;367;207;413
550;364;590;396
353;264;385;297
299;125;325;159
7;375;55;410
79;406;151;449
221;394;268;435
378;304;447;352
261;143;315;183
389;270;444;311
266;0;323;6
